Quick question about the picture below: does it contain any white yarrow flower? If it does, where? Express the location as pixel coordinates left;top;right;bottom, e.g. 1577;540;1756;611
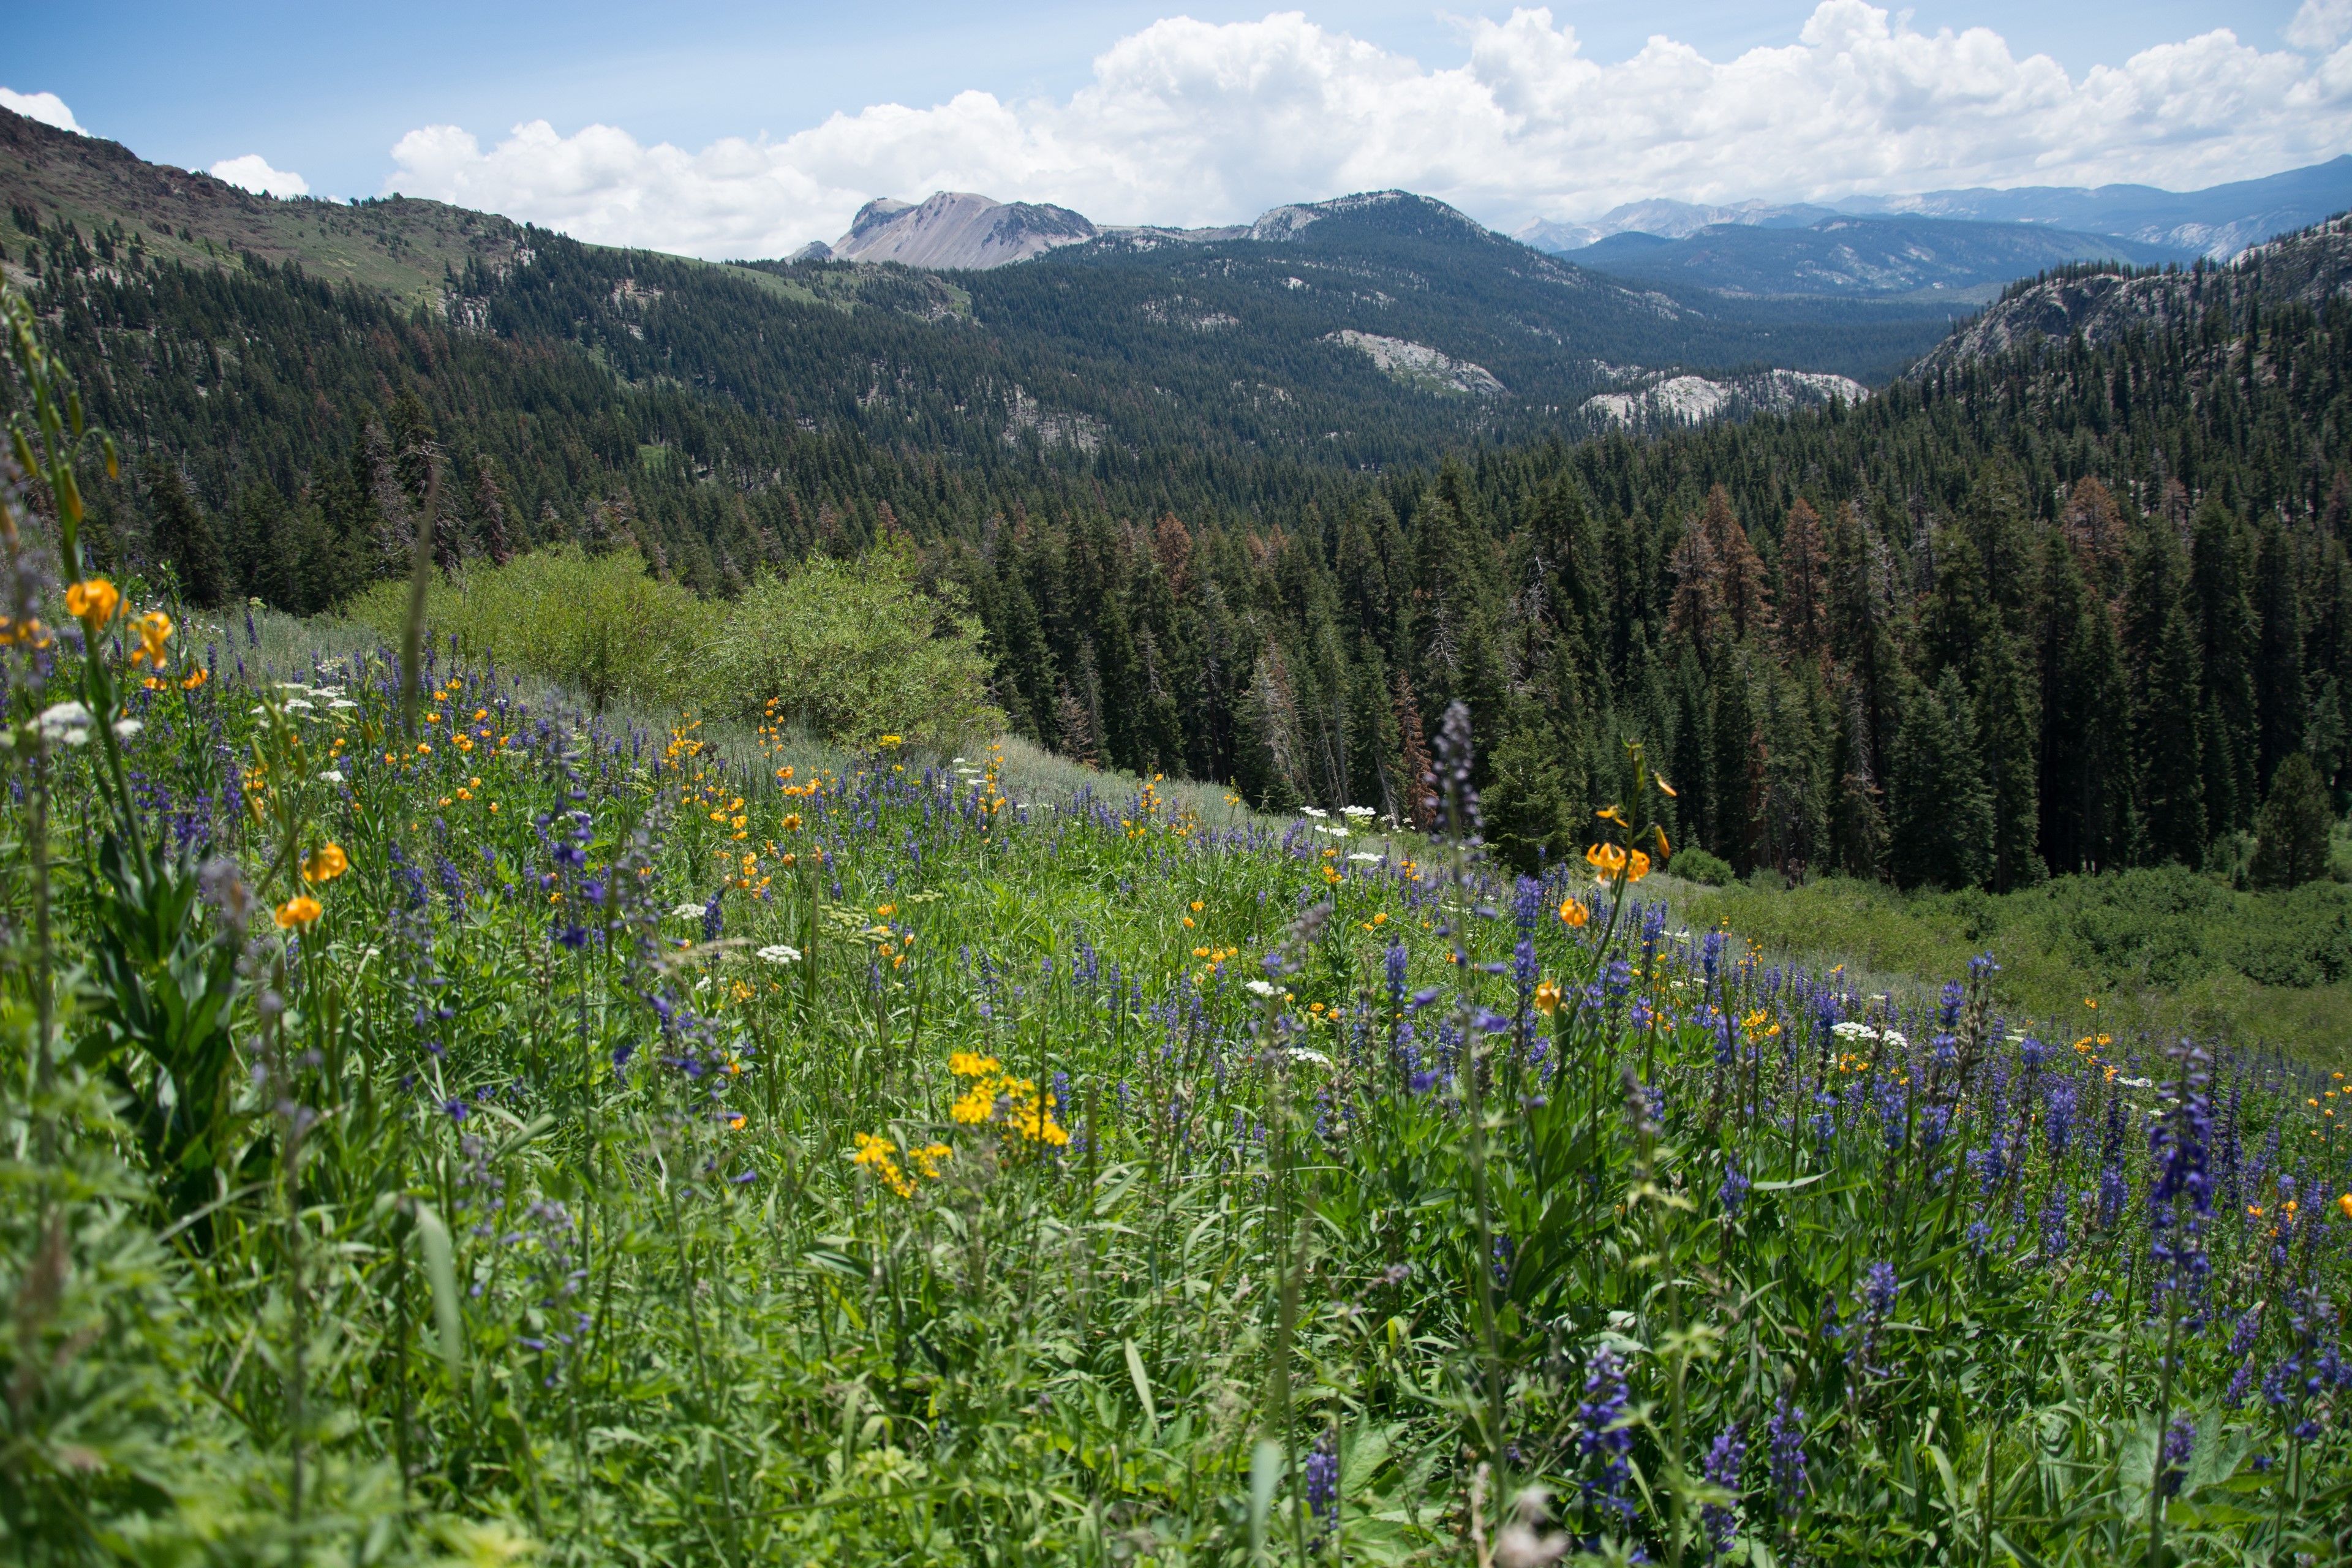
36;701;92;744
1341;804;1374;818
1300;806;1329;818
1245;979;1278;997
669;902;706;919
756;944;803;965
111;718;143;740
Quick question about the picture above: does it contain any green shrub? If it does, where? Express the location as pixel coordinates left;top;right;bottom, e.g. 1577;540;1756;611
1670;846;1734;886
708;545;1003;750
344;545;704;710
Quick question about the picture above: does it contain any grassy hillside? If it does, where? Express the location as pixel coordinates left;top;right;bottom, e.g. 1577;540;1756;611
1659;869;2352;1068
6;564;2348;1562
0;110;526;304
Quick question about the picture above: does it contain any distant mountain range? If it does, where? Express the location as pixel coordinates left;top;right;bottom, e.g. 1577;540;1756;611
802;158;2352;307
1567;214;2188;304
1518;155;2352;277
0;104;1952;502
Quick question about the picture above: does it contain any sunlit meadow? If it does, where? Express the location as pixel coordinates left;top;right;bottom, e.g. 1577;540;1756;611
3;299;2350;1567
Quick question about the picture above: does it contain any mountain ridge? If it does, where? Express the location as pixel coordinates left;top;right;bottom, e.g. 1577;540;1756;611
1912;214;2352;377
1520;156;2352;265
1569;213;2190;303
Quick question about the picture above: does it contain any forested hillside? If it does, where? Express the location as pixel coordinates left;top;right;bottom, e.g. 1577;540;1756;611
944;219;2352;892
7;97;2352;894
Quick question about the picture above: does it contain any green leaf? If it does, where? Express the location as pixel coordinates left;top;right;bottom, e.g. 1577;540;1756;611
414;1202;466;1379
1123;1338;1158;1436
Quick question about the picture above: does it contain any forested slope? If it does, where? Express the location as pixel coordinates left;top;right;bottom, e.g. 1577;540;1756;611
8;100;2352;902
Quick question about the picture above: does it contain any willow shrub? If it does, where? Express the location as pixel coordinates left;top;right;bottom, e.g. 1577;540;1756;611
344;545;704;710
709;545;1002;750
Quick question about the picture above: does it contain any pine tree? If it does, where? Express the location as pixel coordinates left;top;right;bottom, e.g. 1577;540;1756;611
1483;696;1573;872
233;481;291;609
2190;495;2260;835
1976;628;2044;891
1526;475;1604;662
1889;669;1994;890
1708;642;1760;870
473;461;514;564
2139;598;2208;867
1754;663;1830;878
1698;486;1772;641
2252;514;2305;791
1777;497;1830;664
145;459;227;607
1393;669;1434;830
2037;534;2133;872
1920;522;1996;685
1829;674;1889;878
2250;753;2335;888
2062;476;2129;595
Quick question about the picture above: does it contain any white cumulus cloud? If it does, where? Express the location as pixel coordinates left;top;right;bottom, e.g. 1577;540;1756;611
210;154;311;198
2288;0;2352;51
382;3;2352;260
1;88;85;135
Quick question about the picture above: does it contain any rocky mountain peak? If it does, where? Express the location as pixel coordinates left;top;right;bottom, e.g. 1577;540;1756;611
827;192;1096;270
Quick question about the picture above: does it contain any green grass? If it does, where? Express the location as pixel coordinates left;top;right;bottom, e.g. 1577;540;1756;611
1664;870;2352;1069
4;601;2348;1566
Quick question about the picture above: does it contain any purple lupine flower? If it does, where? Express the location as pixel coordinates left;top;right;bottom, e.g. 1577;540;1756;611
2044;1079;2078;1158
1429;700;1480;840
701;889;725;942
2097;1099;2129;1228
1719;1158;1750;1217
2159;1414;2194;1496
1701;1427;1746;1555
2039;1186;2070;1260
2147;1039;2214;1308
1767;1396;1808;1509
1304;1428;1340;1536
1577;1346;1635;1521
1513;875;1544;935
1861;1262;1898;1321
1875;1069;1909;1155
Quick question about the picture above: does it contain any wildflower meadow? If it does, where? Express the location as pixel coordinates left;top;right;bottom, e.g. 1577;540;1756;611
4;303;2351;1566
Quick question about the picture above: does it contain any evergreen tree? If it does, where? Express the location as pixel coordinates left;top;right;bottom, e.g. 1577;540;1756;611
2139;598;2208;867
473;460;514;564
1484;695;1574;871
2250;752;2335;888
144;459;227;607
233;480;290;609
2190;495;2260;835
1977;628;2044;890
1777;497;1829;665
1393;669;1433;829
2252;514;2305;790
1753;663;1830;878
1698;486;1772;642
1889;669;1994;890
2037;534;2133;872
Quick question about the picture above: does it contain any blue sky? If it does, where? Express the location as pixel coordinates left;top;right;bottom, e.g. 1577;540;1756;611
6;2;2342;255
